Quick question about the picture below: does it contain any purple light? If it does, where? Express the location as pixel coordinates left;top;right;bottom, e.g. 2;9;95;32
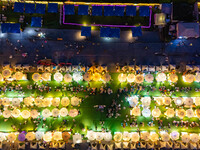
63;5;152;28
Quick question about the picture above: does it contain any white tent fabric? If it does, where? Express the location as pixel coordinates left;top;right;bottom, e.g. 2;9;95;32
177;23;199;38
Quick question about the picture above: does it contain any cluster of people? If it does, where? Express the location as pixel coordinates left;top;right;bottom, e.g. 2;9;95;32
106;99;121;119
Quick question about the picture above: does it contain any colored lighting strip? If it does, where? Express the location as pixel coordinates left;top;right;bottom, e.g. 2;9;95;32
63;5;152;28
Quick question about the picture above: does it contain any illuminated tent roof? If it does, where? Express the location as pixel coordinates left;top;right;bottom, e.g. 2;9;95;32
2;69;12;78
131;132;140;142
54;72;63;82
114;132;122;142
145;74;154;83
170;131;179;140
169;74;178;82
61;97;70;106
64;74;72;82
135;74;144;84
165;108;175;118
156;73;166;82
118;73;127;82
32;73;41;82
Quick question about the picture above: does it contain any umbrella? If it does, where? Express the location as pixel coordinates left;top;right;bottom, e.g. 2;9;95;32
127;96;138;107
195;97;200;106
43;132;52;142
184;74;194;83
145;74;154;83
96;132;103;141
170;131;179;140
182;133;190;143
42;109;51;118
195;72;200;82
195;109;200;118
174;97;183;106
32;73;41;82
92;73;101;81
169;74;178;82
152;108;161;118
53;132;62;141
30;109;39;119
61;97;70;106
34;97;43;107
26;132;35;141
59;108;68;117
141;132;150;141
123;132;131;141
14;72;23;80
0;133;6;141
64;74;72;82
186;109;194;118
18;133;26;141
3;110;11;118
102;73;111;82
130;107;141;116
141;97;151;107
42;73;51;81
72;72;83;82
114;132;122;142
2;98;10;106
156;73;166;82
7;133;16;142
2;69;12;78
104;132;112;142
62;132;70;142
69;109;78;117
12;98;20;107
176;109;186;119
54;72;63;82
24;97;34;106
42;98;52;107
119;73;127;82
135;74;144;84
52;98;60;107
12;109;21;118
142;108;151;117
183;97;193;107
0;74;3;81
161;132;170;142
21;110;30;119
131;132;140;142
52;108;60;117
71;97;81;106
190;134;199;143
150;132;159;142
163;97;171;105
165;108;175;118
35;131;44;140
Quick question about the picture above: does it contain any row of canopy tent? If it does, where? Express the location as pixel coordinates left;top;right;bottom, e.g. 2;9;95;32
128;96;200;107
64;5;150;17
1;108;79;118
86;131;200;143
81;26;142;38
0;131;72;142
14;2;58;14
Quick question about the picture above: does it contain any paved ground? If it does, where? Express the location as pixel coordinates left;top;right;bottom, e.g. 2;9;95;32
0;27;200;66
